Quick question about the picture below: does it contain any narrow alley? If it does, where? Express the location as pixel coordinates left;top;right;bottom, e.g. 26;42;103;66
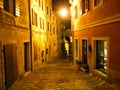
9;58;120;90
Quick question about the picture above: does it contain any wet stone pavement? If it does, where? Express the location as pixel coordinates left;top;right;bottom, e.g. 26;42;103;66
9;58;120;90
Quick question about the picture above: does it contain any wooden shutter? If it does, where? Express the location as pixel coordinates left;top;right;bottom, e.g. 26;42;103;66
4;44;18;88
0;42;2;89
15;0;20;16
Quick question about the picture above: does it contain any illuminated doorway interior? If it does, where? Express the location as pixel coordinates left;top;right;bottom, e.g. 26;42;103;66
95;40;107;73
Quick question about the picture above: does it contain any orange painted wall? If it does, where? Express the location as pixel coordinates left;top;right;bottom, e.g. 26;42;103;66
75;0;120;28
74;22;120;72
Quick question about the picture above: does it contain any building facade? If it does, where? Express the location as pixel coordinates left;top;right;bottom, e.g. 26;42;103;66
0;0;31;89
0;0;64;89
31;0;47;70
69;0;120;83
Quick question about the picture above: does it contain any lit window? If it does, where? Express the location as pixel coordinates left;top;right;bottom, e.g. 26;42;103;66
95;40;107;73
80;0;89;15
15;0;20;16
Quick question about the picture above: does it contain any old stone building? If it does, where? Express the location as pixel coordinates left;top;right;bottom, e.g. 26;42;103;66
0;0;64;89
0;0;31;89
45;0;66;61
31;0;47;70
69;0;120;83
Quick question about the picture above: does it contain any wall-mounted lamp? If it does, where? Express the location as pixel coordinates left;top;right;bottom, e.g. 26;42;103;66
88;44;92;52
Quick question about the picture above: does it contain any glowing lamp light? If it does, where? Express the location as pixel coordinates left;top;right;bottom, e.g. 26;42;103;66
58;8;68;18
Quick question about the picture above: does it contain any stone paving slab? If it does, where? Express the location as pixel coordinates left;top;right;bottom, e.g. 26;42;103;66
9;58;120;90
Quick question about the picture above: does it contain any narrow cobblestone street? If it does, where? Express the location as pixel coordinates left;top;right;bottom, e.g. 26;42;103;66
9;58;120;90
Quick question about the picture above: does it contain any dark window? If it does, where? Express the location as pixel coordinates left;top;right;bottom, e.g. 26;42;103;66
41;51;44;57
53;27;55;34
47;22;49;31
32;9;37;26
43;19;44;30
34;42;38;61
82;40;87;64
75;39;79;57
47;6;49;15
46;49;48;54
94;0;102;7
47;6;51;16
3;0;20;16
40;17;42;29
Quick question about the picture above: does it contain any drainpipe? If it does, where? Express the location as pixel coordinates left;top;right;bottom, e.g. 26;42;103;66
28;0;33;71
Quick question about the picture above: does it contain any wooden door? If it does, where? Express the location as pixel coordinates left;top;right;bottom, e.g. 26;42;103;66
4;44;18;88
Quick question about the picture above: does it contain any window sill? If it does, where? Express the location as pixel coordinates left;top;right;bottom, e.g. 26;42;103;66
94;69;107;79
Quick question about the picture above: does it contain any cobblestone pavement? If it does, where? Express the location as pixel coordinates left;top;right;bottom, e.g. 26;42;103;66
9;58;120;90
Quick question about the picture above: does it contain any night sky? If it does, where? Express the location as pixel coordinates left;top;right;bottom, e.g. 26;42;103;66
52;0;71;29
52;0;69;12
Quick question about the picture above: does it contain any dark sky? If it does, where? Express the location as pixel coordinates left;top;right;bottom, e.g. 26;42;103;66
52;0;70;12
52;0;71;29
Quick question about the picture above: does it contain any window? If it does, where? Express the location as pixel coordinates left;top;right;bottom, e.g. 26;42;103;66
41;1;43;10
94;0;103;7
15;0;20;16
41;51;44;57
40;17;42;29
43;19;44;30
47;6;49;15
53;27;55;34
56;29;58;34
32;9;37;26
80;0;89;15
82;40;87;64
47;22;51;31
3;0;20;16
75;39;79;57
47;22;49;31
96;40;107;73
34;41;38;61
53;16;55;21
75;6;78;19
40;18;44;30
47;6;51;16
49;23;51;31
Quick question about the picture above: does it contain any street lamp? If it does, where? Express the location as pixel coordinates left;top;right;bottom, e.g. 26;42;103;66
57;8;68;18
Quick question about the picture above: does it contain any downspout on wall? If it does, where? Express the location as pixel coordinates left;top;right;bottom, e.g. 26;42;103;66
28;0;33;71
